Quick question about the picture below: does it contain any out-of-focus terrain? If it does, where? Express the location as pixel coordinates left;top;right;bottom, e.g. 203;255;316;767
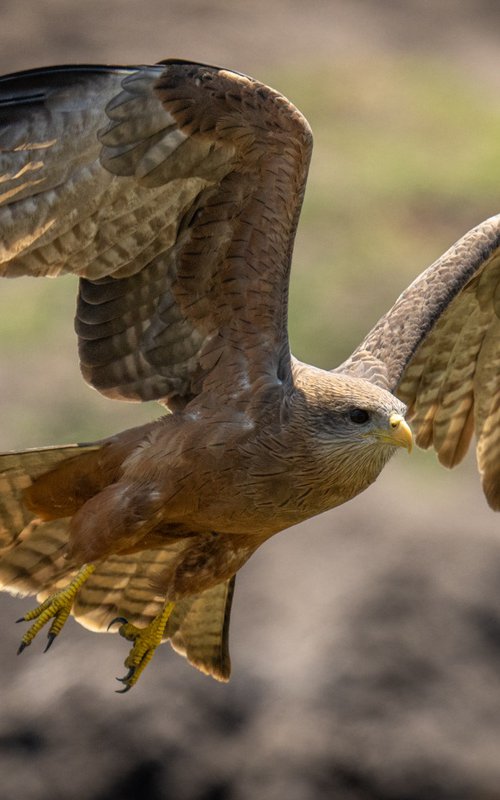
0;2;499;798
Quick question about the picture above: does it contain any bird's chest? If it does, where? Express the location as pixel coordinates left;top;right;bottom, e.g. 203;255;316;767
153;417;363;536
182;436;348;535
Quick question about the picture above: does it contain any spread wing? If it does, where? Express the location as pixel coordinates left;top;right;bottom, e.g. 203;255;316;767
336;216;500;509
0;61;312;408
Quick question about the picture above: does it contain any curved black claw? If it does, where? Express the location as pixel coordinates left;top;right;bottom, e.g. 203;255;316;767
17;641;28;655
44;633;57;653
116;667;135;684
107;616;128;632
15;617;26;624
115;684;132;694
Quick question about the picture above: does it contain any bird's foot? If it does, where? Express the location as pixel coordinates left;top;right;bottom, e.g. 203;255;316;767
17;563;96;654
110;601;175;692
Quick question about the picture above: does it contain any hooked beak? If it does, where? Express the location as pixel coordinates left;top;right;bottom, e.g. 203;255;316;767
376;413;413;452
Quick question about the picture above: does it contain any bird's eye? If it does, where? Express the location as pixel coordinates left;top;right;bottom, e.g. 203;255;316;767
349;408;370;425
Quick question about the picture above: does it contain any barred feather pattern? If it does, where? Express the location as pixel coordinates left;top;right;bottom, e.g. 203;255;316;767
0;445;98;553
396;249;500;509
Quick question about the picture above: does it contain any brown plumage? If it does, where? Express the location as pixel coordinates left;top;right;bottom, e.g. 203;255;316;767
0;60;497;686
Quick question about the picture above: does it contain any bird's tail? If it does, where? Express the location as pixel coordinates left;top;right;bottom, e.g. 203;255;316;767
0;443;235;681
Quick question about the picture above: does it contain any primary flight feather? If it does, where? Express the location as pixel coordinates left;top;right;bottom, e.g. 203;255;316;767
0;60;497;689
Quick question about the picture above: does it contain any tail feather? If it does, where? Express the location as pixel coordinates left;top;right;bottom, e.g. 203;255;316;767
168;577;235;681
74;549;235;681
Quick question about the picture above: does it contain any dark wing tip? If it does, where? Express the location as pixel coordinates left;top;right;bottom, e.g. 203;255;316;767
0;64;142;109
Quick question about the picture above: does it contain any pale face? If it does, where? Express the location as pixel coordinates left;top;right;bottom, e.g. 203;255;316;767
289;368;413;497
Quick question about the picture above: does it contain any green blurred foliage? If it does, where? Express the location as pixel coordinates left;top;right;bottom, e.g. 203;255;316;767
274;58;500;366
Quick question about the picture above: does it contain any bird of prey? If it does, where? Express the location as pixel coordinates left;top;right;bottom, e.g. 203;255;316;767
0;60;498;691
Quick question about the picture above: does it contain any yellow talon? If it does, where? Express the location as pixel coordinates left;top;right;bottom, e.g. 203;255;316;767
113;601;175;692
17;563;96;654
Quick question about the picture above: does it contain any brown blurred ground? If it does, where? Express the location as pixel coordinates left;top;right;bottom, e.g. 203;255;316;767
0;3;500;799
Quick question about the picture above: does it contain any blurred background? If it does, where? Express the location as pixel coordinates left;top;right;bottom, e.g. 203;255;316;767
1;2;500;798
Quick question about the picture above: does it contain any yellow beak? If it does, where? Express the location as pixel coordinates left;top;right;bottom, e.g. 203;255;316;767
377;414;413;452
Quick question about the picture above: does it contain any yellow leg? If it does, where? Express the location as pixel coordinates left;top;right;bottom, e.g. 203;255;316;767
17;563;96;654
109;601;175;693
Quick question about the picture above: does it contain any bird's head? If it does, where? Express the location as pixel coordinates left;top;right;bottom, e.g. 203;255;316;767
289;364;412;499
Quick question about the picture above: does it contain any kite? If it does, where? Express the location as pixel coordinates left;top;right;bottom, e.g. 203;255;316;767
0;60;498;690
